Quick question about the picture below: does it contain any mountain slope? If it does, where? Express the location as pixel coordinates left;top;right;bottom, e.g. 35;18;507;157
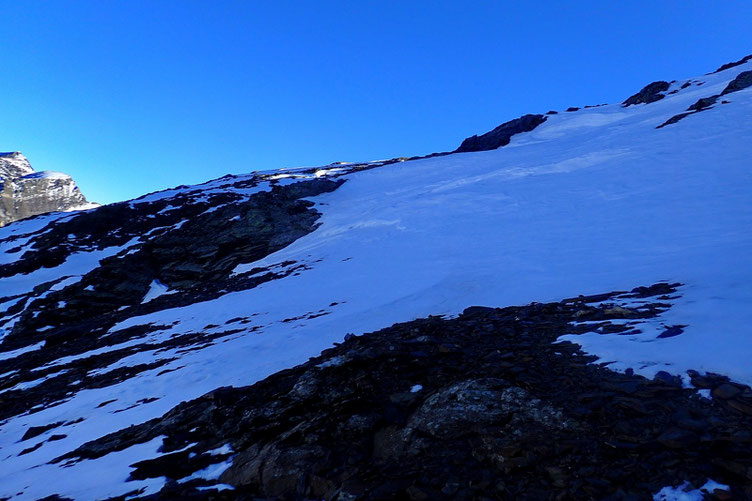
0;152;95;227
1;57;752;499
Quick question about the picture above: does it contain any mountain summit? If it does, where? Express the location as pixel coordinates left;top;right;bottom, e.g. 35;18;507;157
0;152;95;227
1;56;752;500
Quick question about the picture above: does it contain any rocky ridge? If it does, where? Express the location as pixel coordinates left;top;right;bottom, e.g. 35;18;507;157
622;81;671;107
0;152;93;227
454;114;548;153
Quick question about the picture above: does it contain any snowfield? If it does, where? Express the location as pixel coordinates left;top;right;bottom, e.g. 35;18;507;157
0;61;751;499
19;171;72;180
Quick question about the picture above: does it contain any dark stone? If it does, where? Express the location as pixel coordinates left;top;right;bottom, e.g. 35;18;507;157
726;399;752;416
19;442;44;456
721;70;752;95
462;306;496;317
654;371;683;386
21;422;64;441
455;114;547;153
688;371;731;391
713;54;752;74
657;428;699;449
622;81;670;106
657;112;692;129
546;110;558;115
687;95;719;111
130;449;233;481
566;107;580;112
629;283;680;297
408;379;568;439
712;383;743;400
657;325;685;338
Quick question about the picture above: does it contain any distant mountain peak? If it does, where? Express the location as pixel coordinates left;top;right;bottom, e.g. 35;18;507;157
0;151;95;226
0;151;26;158
0;151;33;178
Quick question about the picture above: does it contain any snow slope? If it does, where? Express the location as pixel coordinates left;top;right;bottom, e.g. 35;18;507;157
1;61;751;499
19;171;72;180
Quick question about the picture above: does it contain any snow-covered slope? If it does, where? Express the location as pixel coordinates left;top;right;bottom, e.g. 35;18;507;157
1;58;751;499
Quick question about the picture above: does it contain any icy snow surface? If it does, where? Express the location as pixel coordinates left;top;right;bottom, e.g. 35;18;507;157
0;62;751;498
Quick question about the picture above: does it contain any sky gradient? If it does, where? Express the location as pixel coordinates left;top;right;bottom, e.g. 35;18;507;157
1;1;750;203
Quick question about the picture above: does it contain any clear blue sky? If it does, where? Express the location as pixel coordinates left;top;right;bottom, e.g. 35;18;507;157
1;1;750;203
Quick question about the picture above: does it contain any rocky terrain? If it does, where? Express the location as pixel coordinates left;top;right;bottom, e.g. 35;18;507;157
0;174;344;424
1;56;752;500
0;152;94;227
657;69;752;128
54;283;752;500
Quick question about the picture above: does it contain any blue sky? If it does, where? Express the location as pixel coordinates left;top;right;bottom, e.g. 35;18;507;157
1;1;750;203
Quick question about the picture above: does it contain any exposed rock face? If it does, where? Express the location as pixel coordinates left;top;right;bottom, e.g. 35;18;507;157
455;114;547;153
0;151;33;178
713;54;752;74
721;70;752;95
687;95;719;111
0;152;92;227
622;80;670;106
55;283;752;499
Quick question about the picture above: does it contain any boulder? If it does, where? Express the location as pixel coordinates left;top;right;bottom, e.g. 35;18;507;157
721;70;752;95
455;114;547;153
0;152;93;226
622;81;670;106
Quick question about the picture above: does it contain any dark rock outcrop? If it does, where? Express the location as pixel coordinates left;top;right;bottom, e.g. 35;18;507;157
455;114;547;153
57;283;752;500
658;70;752;129
656;112;692;129
712;54;752;74
622;81;670;106
0;152;93;227
721;70;752;95
688;95;719;111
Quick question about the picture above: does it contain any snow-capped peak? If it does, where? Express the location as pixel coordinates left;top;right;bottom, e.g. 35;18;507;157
0;153;93;227
0;151;33;177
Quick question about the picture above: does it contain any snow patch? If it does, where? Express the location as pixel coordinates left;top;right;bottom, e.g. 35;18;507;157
20;171;72;180
653;479;729;500
0;341;45;362
141;280;175;304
